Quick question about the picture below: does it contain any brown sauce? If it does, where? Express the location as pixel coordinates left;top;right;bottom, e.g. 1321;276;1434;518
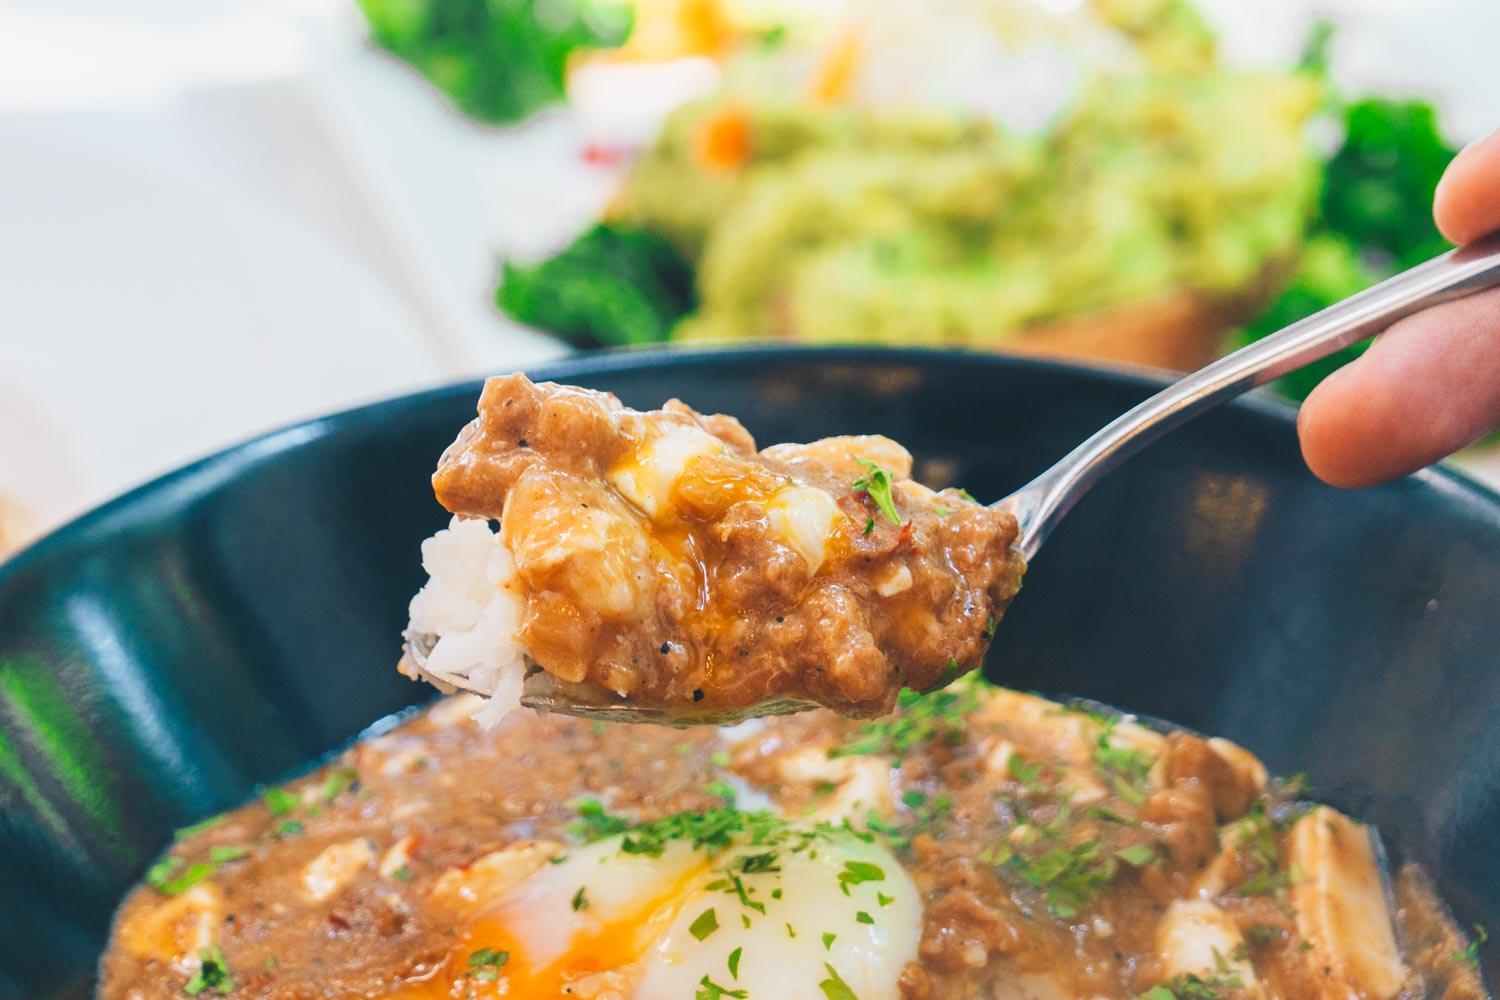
99;681;1482;1000
421;374;1025;718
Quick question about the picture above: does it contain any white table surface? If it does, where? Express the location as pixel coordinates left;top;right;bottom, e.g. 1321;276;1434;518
2;0;1497;544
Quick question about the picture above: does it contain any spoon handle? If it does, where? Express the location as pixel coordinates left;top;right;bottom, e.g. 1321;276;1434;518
1003;231;1500;561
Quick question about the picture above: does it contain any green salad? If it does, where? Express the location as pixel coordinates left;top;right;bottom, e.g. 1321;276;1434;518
370;0;1458;401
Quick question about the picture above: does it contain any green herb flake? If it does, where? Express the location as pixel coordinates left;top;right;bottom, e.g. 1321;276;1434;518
390;865;414;882
1135;970;1244;1000
320;766;359;803
710;751;732;768
787;922;798;938
183;944;233;996
276;820;303;837
877;892;895;907
174;815;225;841
569;797;631;842
572;886;589;912
856;911;874;924
822;932;837;950
900;790;927;809
727;945;743;980
819;961;860;1000
706;781;738;805
837;860;885;895
863;517;875;536
207;846;251;865
851;460;900;525
690;907;720;941
466;947;509;981
1135;988;1176;1000
1453;924;1488;971
830;675;987;761
1115;844;1156;867
262;787;300;816
696;974;749;1000
1243;923;1282;947
151;860;215;897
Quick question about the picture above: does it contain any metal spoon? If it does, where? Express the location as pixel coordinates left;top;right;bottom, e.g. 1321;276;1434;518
406;233;1500;722
996;232;1500;561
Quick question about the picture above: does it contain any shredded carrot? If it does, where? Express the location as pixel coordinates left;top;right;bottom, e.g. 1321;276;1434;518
678;0;733;57
809;27;863;105
693;106;755;172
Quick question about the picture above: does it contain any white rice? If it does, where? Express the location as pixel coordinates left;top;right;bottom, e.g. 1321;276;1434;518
406;516;528;728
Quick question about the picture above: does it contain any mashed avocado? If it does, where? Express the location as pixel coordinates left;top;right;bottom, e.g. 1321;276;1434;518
617;70;1321;346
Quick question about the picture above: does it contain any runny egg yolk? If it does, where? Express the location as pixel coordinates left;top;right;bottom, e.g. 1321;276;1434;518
389;826;921;1000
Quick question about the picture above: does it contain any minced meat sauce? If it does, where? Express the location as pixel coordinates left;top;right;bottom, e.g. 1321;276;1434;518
417;374;1024;720
100;680;1483;1000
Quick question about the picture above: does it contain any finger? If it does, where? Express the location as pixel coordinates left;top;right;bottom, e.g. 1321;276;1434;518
1433;127;1500;245
1297;285;1500;488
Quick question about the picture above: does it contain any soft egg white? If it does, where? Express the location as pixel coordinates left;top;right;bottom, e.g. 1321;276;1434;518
458;824;920;1000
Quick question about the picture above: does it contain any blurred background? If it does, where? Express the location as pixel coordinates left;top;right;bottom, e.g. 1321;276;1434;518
3;0;1498;554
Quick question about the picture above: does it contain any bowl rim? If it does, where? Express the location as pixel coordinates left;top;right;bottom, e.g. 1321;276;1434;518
5;343;1498;586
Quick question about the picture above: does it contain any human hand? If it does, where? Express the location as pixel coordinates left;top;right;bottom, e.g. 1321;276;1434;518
1297;127;1500;487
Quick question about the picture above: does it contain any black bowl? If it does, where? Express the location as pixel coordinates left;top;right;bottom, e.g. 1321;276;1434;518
3;347;1498;998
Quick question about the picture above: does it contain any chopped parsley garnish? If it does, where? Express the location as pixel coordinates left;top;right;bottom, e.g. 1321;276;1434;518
1233;804;1292;898
877;892;894;907
467;947;509;981
822;932;837;950
147;859;215;897
1092;717;1156;806
571;886;589;911
836;860;885;895
851;459;900;524
829;675;987;761
320;767;359;803
690;907;720;940
863;517;875;536
570;796;631;842
1243;923;1283;946
1114;844;1157;867
855;910;874;924
276;820;303;837
819;962;860;1000
174;815;225;840
787;922;797;937
739;851;780;874
1009;753;1045;789
696;975;748;1000
390;865;413;882
207;845;251;864
610;805;849;861
956;488;978;503
1453;923;1488;971
1005;840;1117;918
262;787;300;816
872;792;953;852
727;946;743;980
183;945;233;995
706;781;738;805
1134;969;1243;1000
